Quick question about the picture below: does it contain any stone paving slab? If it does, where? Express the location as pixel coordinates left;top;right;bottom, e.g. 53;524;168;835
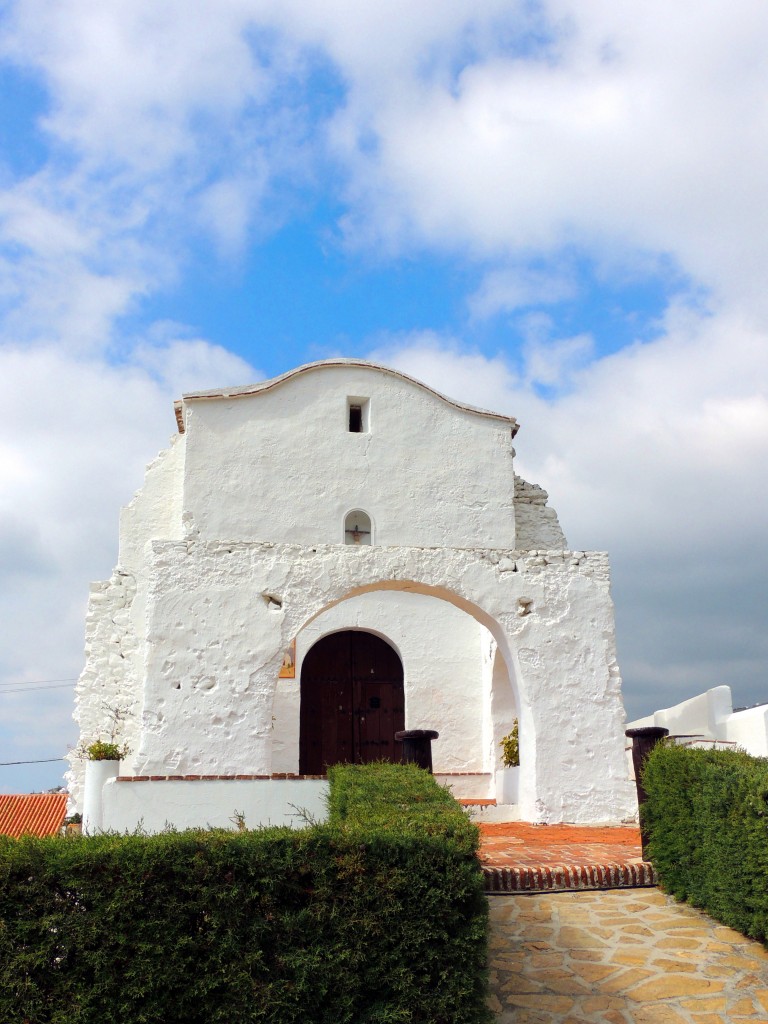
488;888;768;1023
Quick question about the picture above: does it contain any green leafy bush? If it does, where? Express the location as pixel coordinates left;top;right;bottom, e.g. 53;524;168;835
642;743;768;939
0;764;490;1024
499;721;519;768
86;740;129;761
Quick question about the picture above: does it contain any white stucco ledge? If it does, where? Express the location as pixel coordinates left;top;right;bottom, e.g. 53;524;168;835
100;776;329;834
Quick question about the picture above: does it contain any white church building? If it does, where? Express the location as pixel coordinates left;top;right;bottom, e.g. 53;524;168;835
68;359;636;829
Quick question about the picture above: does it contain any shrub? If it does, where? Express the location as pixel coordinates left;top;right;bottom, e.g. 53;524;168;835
85;740;129;761
499;721;519;768
0;764;490;1024
642;743;768;940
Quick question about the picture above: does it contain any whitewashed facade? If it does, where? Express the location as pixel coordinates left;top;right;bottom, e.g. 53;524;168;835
69;359;636;827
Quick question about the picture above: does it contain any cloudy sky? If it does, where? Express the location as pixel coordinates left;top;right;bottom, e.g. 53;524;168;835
1;1;767;792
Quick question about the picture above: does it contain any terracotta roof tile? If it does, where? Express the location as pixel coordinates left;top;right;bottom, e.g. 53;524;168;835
0;793;68;838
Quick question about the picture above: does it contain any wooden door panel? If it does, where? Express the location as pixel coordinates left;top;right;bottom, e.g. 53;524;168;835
300;631;404;773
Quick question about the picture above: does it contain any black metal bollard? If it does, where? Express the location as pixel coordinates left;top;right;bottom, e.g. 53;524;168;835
626;726;669;859
395;729;439;773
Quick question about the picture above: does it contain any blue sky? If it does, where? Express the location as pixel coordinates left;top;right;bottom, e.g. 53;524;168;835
1;1;767;792
134;218;680;383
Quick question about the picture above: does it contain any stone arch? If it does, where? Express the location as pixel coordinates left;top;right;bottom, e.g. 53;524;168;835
298;579;523;718
276;578;527;798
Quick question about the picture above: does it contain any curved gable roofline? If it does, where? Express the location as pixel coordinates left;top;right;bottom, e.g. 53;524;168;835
173;358;519;435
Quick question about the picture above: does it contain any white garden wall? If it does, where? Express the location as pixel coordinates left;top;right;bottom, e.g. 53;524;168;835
100;777;328;834
724;704;768;756
627;685;768;758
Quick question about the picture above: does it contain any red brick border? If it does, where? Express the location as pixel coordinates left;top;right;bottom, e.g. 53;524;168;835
115;773;326;782
483;861;657;893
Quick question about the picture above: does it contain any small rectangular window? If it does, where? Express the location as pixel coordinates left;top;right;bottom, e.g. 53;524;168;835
349;404;363;432
347;397;369;432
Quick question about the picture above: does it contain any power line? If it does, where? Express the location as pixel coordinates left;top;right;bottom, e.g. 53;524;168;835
0;757;65;766
0;682;77;695
0;677;77;687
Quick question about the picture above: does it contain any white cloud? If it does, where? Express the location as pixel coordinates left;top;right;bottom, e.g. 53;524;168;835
324;1;768;313
469;264;578;318
368;330;524;415
519;318;594;391
0;169;170;354
132;327;259;394
3;1;271;174
7;1;768;316
0;341;259;792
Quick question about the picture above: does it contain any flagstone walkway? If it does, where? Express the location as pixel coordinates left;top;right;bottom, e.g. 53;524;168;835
487;887;768;1023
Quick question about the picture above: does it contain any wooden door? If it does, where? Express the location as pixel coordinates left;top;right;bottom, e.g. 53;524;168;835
299;631;404;774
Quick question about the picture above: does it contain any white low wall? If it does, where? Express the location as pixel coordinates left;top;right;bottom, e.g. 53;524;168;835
627;685;733;740
99;778;329;834
434;773;493;799
724;704;768;756
627;685;768;758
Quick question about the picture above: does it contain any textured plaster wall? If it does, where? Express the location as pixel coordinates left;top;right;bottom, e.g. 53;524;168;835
131;540;634;824
181;364;517;549
118;434;185;573
66;569;139;809
67;439;185;809
271;590;490;775
514;475;568;550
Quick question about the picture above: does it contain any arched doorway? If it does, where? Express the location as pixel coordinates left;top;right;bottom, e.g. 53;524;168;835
299;630;405;774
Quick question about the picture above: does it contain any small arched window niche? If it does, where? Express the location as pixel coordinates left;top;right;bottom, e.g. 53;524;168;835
344;510;373;546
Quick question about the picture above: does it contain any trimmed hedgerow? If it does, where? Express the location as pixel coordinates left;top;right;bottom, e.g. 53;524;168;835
0;764;490;1024
642;743;768;940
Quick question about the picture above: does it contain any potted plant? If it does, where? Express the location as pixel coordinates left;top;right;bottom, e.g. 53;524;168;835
86;740;129;761
496;720;520;804
82;740;130;835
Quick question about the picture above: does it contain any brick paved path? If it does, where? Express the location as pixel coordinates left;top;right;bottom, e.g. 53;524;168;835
480;824;643;870
479;823;653;893
488;888;768;1023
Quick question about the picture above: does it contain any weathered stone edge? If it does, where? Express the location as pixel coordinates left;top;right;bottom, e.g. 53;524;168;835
483;862;657;893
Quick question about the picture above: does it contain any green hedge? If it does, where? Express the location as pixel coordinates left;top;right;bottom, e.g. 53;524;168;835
0;763;490;1024
642;743;768;939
